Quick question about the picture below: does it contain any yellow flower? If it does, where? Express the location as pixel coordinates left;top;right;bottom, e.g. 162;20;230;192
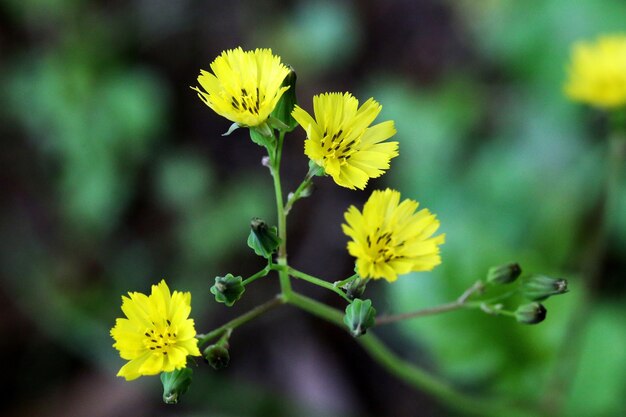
192;47;291;127
292;93;398;190
564;34;626;109
110;280;201;381
342;189;445;282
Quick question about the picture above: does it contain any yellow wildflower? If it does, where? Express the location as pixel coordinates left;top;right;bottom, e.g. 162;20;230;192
342;189;445;282
192;47;291;127
564;34;626;109
292;93;398;190
111;280;201;381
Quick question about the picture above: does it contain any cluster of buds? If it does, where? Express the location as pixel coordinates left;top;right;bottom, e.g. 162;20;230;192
483;263;568;325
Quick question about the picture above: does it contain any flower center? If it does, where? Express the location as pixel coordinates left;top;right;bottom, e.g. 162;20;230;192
320;129;358;163
230;87;261;115
144;319;178;356
365;228;404;264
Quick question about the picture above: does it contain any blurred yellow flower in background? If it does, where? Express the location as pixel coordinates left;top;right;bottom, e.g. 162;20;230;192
111;280;201;381
564;34;626;109
292;93;398;190
192;48;291;127
342;189;445;282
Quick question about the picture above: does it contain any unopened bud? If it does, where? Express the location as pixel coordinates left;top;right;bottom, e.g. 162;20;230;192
521;275;568;301
343;298;376;337
161;368;193;404
203;343;230;370
343;277;368;300
210;274;245;307
487;263;522;285
247;218;281;259
515;302;547;325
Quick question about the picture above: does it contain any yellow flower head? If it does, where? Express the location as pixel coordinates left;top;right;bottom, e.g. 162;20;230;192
192;47;291;127
110;280;201;381
342;189;445;282
292;93;398;190
564;34;626;109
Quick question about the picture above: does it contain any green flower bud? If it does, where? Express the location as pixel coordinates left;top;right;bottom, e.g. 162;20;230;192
203;343;230;370
247;218;281;259
344;298;376;337
160;368;193;404
210;274;245;306
270;66;298;132
521;275;568;301
343;277;369;301
515;302;547;325
487;263;522;285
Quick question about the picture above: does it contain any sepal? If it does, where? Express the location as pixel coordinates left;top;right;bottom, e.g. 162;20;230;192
161;368;193;404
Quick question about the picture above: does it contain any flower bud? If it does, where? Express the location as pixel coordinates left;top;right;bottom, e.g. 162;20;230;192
247;218;281;259
343;277;369;301
486;263;522;285
160;368;193;404
515;302;547;325
203;343;230;370
343;298;376;337
521;275;568;301
270;66;298;131
210;274;245;307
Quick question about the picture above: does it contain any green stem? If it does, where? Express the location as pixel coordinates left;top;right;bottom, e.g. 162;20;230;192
333;274;359;288
197;296;285;348
376;281;484;325
271;130;292;297
242;265;271;286
287;267;352;302
284;165;322;215
286;292;532;417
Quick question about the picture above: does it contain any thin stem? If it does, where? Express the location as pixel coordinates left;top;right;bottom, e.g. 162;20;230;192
242;265;271;286
271;130;292;296
286;291;532;417
376;281;484;325
197;296;285;348
284;165;322;215
287;267;352;302
333;274;359;288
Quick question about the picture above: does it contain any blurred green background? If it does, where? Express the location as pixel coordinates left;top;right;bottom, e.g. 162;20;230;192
1;1;625;416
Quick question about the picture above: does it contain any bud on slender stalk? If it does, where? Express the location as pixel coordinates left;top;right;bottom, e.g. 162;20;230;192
203;343;231;370
515;302;547;325
247;218;281;259
344;299;376;337
343;277;369;300
211;274;245;306
521;275;568;301
161;368;193;404
487;263;522;285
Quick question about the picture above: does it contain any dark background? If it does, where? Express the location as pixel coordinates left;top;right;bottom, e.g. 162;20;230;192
1;1;625;416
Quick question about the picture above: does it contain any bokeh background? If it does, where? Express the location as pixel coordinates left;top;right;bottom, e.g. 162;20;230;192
1;0;625;416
